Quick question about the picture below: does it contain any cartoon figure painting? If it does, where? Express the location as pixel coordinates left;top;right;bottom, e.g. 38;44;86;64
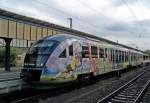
53;41;82;80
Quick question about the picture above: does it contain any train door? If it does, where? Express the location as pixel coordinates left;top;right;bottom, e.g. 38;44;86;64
98;47;105;74
57;42;81;79
73;41;82;75
106;48;110;72
122;51;125;68
90;46;98;75
116;50;119;69
108;48;113;71
57;47;69;79
118;50;122;69
131;52;133;66
66;43;78;79
112;49;115;69
115;49;118;69
110;49;113;70
123;51;125;68
81;44;91;74
104;48;107;72
128;51;130;66
105;48;112;72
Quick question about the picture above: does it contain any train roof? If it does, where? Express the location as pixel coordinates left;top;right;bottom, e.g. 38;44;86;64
42;34;146;54
43;34;69;42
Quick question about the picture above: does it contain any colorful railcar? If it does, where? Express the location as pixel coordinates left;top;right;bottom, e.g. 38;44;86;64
20;34;149;88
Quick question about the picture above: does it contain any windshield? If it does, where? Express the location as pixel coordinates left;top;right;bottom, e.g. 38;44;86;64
24;40;59;68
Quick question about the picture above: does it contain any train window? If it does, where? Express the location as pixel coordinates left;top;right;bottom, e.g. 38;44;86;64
121;51;122;63
24;40;59;68
131;53;133;61
132;53;134;61
118;50;120;63
135;54;137;61
82;46;89;58
111;49;113;61
120;51;122;62
133;53;134;61
69;45;73;56
112;50;115;63
116;50;119;63
115;50;117;63
99;48;104;58
113;50;116;63
127;52;129;61
121;51;123;62
120;51;122;63
125;52;127;62
59;49;66;58
105;48;107;58
91;46;98;58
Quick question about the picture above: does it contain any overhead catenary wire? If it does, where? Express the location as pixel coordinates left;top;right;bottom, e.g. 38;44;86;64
78;0;143;45
136;0;148;19
77;0;114;22
135;0;150;38
122;0;140;23
122;0;147;38
35;0;115;35
27;0;150;50
135;0;150;49
122;0;150;50
78;0;142;37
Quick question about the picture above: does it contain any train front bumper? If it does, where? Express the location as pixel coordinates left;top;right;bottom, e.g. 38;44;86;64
20;68;42;82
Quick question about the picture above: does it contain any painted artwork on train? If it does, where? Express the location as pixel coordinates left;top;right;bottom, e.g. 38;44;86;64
20;34;148;86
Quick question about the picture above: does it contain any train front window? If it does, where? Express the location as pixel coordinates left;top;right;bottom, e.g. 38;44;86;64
24;40;59;68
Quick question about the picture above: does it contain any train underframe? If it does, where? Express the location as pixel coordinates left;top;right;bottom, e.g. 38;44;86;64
20;61;149;89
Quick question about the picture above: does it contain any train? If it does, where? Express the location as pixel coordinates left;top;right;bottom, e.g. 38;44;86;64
20;34;149;88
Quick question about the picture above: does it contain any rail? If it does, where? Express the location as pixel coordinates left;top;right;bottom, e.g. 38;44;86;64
134;80;150;103
0;77;20;82
0;76;26;95
97;66;150;103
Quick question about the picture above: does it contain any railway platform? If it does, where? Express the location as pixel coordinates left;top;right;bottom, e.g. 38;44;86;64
0;67;27;95
0;67;21;80
0;71;20;80
0;67;21;73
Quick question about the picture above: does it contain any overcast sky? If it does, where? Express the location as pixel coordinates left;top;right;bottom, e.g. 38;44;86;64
0;0;150;50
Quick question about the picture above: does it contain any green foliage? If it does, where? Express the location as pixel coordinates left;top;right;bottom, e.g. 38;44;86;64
0;47;5;67
11;48;20;67
0;47;21;67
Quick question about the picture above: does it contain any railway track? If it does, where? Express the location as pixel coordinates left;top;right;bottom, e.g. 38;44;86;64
0;77;20;82
10;84;76;103
97;67;150;103
9;66;149;103
137;80;150;103
0;76;27;96
0;66;147;103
